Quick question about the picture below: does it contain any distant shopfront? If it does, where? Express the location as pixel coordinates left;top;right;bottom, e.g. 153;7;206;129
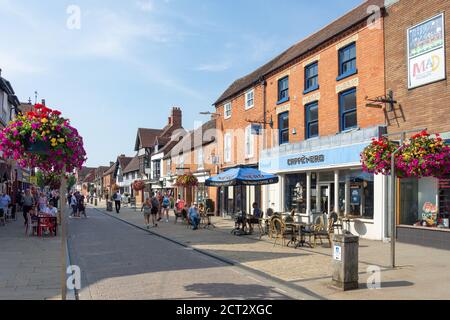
259;126;387;240
397;135;450;250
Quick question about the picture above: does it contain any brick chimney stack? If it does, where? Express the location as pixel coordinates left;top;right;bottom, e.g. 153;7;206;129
169;107;182;128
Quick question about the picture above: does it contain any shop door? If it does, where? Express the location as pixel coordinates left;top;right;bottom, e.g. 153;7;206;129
319;184;332;215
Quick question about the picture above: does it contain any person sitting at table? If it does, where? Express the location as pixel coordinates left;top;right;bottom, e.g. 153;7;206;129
43;203;58;217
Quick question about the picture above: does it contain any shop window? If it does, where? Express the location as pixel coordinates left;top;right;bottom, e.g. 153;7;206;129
284;173;307;213
278;112;289;145
305;102;319;139
399;177;449;229
278;76;289;104
339;88;357;131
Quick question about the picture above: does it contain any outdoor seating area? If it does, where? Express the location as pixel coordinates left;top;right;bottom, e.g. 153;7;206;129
221;210;348;249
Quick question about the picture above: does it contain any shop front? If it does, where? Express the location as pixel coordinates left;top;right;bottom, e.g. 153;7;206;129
259;126;387;240
397;135;450;250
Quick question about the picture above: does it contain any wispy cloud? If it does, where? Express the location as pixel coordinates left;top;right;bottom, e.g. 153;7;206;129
136;0;154;12
0;52;45;76
194;61;231;72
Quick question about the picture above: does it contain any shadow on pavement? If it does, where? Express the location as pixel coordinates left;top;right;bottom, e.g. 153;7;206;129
184;283;292;300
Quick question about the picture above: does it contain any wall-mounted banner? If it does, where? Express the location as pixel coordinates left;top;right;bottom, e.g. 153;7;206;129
408;13;446;89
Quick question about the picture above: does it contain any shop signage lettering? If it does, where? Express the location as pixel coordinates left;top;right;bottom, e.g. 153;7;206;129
408;13;446;89
287;154;325;166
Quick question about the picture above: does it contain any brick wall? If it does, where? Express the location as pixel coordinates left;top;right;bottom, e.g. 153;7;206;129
264;23;386;145
215;84;265;168
385;0;450;135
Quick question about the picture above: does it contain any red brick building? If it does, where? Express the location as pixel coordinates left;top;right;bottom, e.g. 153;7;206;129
384;0;450;248
214;0;390;240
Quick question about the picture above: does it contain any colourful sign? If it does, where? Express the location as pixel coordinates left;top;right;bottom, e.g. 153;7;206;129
408;13;446;89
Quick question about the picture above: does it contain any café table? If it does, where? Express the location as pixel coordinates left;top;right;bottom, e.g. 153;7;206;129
285;222;313;248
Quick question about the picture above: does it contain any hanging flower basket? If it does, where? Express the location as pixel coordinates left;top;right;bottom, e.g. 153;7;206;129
361;137;398;175
132;180;145;191
175;173;198;187
396;131;450;178
361;131;450;178
0;104;87;174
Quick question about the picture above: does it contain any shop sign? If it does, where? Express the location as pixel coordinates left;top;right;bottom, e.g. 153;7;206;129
287;155;325;166
260;142;368;173
333;245;342;261
408;13;446;89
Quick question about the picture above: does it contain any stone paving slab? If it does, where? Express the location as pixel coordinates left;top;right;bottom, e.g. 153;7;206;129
92;200;450;300
0;216;61;300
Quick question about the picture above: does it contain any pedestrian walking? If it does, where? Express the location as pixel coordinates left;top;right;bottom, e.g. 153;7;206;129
151;194;160;227
157;192;163;221
78;193;87;218
0;191;11;224
22;189;35;225
162;193;170;222
141;198;152;229
113;190;121;213
189;202;200;230
70;194;78;217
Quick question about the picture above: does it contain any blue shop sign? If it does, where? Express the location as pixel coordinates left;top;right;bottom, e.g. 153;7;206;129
259;142;368;172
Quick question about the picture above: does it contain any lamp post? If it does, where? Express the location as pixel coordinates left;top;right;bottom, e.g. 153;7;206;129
383;128;426;269
60;168;67;300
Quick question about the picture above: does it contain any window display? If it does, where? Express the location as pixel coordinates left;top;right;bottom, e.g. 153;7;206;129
400;175;450;229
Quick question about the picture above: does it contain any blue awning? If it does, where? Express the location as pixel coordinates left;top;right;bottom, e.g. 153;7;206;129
206;167;279;187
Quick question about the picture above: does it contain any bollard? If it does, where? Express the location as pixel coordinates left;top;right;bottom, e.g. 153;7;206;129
332;233;359;291
94;198;98;206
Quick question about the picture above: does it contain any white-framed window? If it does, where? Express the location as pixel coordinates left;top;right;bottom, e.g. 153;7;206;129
224;102;232;119
178;154;185;174
0;92;7;123
197;148;204;170
245;89;254;110
245;125;254;159
167;159;172;175
224;133;232;163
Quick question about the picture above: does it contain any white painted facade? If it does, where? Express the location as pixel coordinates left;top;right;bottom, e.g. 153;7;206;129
259;126;389;241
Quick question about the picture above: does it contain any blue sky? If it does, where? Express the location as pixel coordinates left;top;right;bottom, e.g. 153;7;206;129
0;0;362;167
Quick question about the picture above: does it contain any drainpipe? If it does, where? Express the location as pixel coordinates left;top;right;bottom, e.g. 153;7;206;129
261;78;268;150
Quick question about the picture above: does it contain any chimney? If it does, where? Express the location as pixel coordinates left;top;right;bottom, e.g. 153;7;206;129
110;162;114;167
0;69;2;77
170;107;182;128
41;99;46;106
120;154;125;157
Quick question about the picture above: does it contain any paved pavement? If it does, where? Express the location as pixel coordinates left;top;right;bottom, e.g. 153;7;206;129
0;215;61;300
92;200;450;300
68;208;317;300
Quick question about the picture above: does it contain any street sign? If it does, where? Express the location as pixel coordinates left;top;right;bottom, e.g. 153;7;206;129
333;245;342;261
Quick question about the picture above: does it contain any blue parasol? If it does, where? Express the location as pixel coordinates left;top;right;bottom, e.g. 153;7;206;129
205;167;279;187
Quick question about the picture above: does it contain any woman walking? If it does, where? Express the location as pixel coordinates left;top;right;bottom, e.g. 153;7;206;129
141;198;152;229
151;194;160;227
162;193;170;223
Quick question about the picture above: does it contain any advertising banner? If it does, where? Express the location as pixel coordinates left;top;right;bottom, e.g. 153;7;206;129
408;13;446;89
